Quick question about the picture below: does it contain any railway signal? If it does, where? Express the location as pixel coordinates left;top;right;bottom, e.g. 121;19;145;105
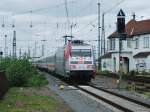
117;9;126;40
117;9;126;89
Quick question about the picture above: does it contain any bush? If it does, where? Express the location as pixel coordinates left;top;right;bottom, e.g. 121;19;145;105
27;72;48;87
97;70;110;75
140;71;150;76
128;70;138;77
0;58;13;71
0;58;48;87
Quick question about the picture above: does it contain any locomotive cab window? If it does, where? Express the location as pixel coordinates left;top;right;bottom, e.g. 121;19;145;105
71;49;91;57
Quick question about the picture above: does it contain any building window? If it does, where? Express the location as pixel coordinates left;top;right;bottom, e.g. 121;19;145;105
143;37;149;48
135;38;139;49
110;39;115;50
121;41;124;50
107;40;109;51
127;38;131;48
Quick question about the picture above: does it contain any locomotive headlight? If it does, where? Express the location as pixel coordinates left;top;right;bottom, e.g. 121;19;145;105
70;65;76;69
87;65;93;69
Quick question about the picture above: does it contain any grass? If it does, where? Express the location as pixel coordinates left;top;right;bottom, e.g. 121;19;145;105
0;87;72;112
144;92;150;98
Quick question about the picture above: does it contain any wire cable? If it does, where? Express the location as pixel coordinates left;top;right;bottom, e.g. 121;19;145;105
104;0;125;14
64;0;70;26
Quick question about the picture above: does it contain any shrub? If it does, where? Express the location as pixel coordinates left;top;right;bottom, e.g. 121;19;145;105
128;70;137;76
0;58;48;87
0;58;13;71
140;71;150;76
27;72;48;87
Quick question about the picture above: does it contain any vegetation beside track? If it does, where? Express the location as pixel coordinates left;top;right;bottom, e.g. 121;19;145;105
0;58;73;112
0;57;48;87
0;87;73;112
144;92;150;98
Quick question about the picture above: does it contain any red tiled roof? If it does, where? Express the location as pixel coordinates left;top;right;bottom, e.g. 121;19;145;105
108;19;150;39
133;52;150;58
100;52;112;59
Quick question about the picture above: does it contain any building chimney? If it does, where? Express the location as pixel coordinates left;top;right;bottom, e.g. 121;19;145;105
132;12;136;20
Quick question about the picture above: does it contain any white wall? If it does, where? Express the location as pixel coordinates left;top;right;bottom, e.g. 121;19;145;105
101;58;112;71
104;34;150;73
132;34;150;55
146;56;150;72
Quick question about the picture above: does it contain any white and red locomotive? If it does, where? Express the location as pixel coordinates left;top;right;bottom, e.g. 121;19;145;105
36;40;96;82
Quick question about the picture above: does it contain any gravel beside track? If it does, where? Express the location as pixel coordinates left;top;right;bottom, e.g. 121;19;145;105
43;71;150;112
92;75;150;105
44;73;115;112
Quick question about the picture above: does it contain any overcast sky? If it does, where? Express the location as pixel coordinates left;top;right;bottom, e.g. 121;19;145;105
0;0;150;57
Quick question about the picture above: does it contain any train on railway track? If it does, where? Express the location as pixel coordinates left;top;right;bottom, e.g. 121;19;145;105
35;40;96;82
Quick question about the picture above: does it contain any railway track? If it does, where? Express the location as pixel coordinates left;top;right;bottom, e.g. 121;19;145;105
73;85;150;112
88;84;150;108
63;79;150;111
39;68;150;112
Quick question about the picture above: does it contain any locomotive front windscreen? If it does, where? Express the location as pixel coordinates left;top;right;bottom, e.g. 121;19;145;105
71;49;91;57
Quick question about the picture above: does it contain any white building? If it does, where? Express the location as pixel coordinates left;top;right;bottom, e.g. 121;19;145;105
101;18;150;73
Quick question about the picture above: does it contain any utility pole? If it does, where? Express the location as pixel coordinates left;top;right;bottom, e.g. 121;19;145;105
70;24;73;37
9;50;11;57
19;48;22;58
4;34;7;57
41;40;46;57
32;48;35;57
12;30;16;58
34;41;37;57
98;2;101;70
28;46;31;58
101;13;105;55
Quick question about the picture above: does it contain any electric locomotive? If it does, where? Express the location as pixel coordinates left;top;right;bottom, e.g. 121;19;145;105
55;40;96;82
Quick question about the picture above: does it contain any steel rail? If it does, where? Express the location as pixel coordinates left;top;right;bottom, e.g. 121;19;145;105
88;84;150;109
75;85;133;112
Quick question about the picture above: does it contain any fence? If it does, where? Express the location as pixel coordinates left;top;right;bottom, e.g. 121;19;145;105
0;71;8;99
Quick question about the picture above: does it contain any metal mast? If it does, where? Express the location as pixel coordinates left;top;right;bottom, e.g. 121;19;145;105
34;41;37;57
98;2;101;69
41;40;46;57
12;30;16;58
4;34;7;57
101;13;105;55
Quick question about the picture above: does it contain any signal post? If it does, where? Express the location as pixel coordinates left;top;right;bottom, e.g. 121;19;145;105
117;9;126;89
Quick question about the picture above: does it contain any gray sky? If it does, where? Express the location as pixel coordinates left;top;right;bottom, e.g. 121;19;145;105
0;0;150;57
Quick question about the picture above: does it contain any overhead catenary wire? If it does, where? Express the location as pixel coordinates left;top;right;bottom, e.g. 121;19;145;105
64;0;70;26
76;0;94;16
74;18;97;34
11;1;76;16
104;0;125;14
74;0;126;36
